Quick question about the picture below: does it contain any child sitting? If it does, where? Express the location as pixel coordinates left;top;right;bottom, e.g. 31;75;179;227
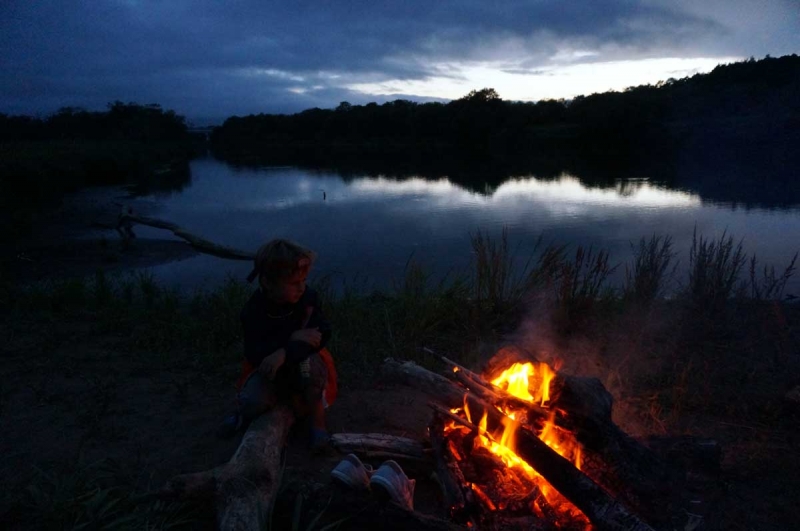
218;239;336;450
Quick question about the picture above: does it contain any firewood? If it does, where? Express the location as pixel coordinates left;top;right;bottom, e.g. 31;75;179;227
449;366;549;427
330;433;429;459
161;406;295;530
429;413;473;524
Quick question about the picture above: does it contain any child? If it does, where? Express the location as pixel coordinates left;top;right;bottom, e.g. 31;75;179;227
218;239;336;450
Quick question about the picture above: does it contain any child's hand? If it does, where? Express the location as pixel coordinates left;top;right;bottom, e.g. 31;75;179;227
290;328;321;348
259;350;286;380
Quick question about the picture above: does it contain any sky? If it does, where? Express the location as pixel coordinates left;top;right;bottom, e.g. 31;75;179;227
1;0;797;124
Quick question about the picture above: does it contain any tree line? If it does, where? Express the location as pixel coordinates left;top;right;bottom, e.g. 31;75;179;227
0;102;195;205
0;101;189;144
210;54;800;161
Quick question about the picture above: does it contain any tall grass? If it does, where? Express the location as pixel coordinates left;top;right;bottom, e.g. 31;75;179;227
688;228;747;313
748;252;797;301
624;235;677;305
553;246;617;330
7;271;250;370
5;229;796;373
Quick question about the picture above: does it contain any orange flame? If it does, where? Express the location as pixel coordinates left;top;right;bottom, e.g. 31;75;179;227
489;361;556;406
451;361;587;525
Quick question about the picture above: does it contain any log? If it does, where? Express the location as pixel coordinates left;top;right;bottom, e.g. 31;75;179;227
331;433;429;459
119;214;254;260
511;425;656;531
381;358;466;407
161;406;295;530
384;359;657;531
429;413;471;523
449;366;548;428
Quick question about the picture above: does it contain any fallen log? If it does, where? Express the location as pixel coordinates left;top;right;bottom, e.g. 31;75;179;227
118;213;254;260
161;406;294;530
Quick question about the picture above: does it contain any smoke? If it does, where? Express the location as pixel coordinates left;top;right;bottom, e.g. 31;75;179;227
498;295;681;437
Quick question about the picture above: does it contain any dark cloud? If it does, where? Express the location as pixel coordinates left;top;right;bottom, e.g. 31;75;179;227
1;0;797;121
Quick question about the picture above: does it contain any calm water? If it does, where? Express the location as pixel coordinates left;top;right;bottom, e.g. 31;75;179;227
127;157;800;296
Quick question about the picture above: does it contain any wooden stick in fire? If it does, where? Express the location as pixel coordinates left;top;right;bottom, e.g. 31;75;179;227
430;349;551;421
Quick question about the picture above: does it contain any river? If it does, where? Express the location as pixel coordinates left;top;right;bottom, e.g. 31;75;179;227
124;157;800;296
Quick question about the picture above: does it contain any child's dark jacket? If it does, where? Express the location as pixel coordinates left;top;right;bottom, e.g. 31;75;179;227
241;287;332;369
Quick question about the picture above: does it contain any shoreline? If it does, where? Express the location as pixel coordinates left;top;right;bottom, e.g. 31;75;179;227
3;185;199;285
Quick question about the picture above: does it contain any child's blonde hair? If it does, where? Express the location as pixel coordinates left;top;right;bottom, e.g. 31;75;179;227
247;239;317;284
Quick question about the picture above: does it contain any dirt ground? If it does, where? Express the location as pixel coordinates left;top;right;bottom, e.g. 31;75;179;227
2;192;800;530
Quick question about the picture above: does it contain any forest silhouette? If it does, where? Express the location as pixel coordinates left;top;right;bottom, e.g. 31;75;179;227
209;54;800;204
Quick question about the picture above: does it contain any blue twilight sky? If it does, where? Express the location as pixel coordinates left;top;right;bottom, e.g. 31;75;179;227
1;0;797;124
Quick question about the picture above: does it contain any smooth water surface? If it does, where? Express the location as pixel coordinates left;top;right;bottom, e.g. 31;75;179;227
129;158;800;295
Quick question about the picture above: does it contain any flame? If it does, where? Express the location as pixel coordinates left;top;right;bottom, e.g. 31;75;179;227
451;360;588;525
489;361;556;406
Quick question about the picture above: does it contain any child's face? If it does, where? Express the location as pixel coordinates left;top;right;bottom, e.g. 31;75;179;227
262;270;308;305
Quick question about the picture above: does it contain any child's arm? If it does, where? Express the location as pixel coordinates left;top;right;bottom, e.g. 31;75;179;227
284;298;331;365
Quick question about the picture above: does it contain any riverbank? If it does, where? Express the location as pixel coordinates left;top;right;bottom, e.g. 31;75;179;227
1;185;200;287
1;244;799;529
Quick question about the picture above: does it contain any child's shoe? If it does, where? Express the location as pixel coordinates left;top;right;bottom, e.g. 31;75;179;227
369;460;416;511
330;454;372;490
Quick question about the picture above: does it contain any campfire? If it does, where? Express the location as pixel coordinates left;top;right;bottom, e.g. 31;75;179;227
373;345;719;531
439;360;590;528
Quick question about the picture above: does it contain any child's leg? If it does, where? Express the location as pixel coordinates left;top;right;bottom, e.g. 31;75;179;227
310;394;326;432
238;371;278;422
297;354;329;448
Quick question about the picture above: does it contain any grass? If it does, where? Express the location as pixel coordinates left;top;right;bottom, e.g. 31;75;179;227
624;235;677;305
1;229;799;529
688;227;747;315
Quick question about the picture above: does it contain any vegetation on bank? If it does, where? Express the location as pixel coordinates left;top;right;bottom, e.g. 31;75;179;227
1;230;798;529
210;55;800;163
0;102;197;206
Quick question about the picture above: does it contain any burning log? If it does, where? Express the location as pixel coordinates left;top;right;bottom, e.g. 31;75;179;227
429;413;472;524
160;406;294;530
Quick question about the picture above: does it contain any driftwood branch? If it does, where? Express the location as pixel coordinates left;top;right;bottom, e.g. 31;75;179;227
161;406;295;530
118;214;254;260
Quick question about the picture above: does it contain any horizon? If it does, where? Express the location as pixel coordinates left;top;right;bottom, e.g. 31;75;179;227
2;1;798;124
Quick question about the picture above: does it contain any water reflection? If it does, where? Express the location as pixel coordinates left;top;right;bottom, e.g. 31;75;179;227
138;158;799;295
